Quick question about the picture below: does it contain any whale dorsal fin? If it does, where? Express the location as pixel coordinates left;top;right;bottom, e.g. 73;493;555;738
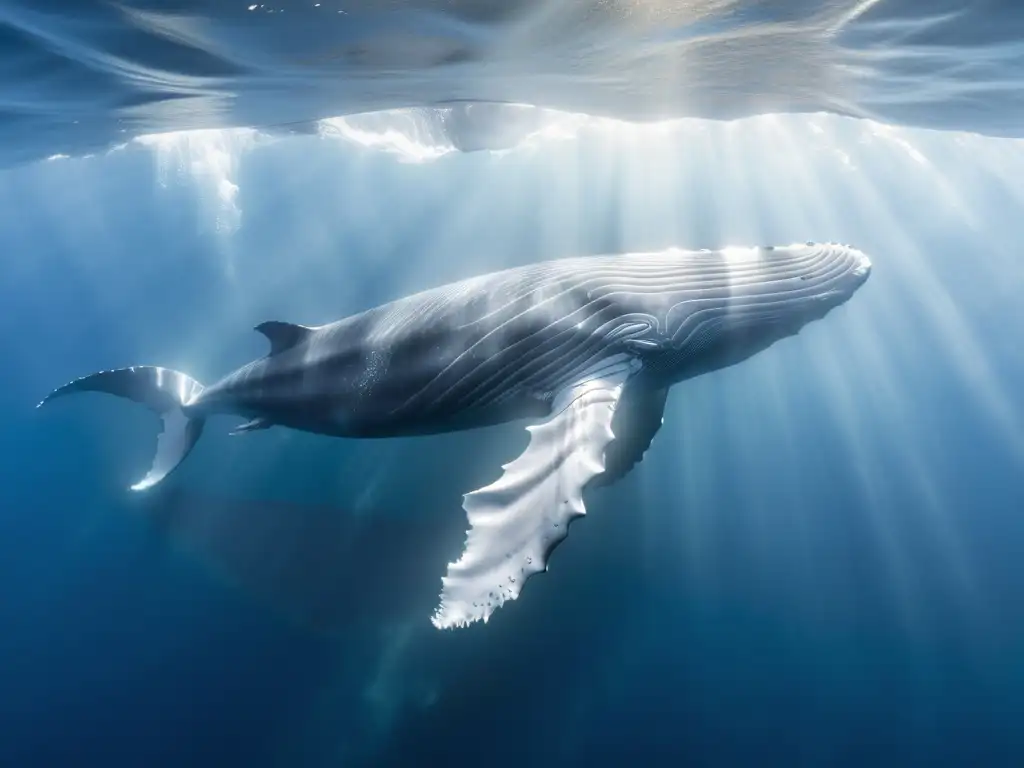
255;321;314;355
431;354;641;630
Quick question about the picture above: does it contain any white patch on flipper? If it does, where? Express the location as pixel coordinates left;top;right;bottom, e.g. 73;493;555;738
431;354;639;630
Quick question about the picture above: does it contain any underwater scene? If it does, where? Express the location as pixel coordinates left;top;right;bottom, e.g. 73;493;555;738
2;1;1024;765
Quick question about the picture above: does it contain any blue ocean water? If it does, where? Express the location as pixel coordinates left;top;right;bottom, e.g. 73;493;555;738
2;2;1024;767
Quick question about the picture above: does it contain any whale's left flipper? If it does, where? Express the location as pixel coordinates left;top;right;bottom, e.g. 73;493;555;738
431;355;641;630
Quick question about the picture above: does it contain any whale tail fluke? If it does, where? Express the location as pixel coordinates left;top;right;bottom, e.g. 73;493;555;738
38;366;206;492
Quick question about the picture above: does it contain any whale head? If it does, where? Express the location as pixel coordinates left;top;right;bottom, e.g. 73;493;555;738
661;242;871;378
730;240;871;327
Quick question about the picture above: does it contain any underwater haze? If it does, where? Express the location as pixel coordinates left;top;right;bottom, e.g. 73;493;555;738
3;1;1024;767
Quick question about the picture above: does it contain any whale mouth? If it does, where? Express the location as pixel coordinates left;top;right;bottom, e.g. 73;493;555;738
850;250;872;285
829;248;871;306
804;244;872;301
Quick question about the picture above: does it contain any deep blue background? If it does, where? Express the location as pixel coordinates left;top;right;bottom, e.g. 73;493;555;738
2;114;1024;766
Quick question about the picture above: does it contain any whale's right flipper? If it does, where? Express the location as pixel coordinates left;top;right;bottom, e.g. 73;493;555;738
431;355;640;630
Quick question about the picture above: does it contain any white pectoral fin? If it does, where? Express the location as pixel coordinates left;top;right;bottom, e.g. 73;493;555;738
431;356;639;630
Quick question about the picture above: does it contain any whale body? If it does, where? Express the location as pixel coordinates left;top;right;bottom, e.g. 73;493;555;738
39;243;871;628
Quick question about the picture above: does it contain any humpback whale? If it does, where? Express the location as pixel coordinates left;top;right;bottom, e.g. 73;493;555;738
39;243;870;629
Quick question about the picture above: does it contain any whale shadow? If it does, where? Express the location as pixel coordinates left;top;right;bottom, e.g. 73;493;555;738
138;485;467;635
